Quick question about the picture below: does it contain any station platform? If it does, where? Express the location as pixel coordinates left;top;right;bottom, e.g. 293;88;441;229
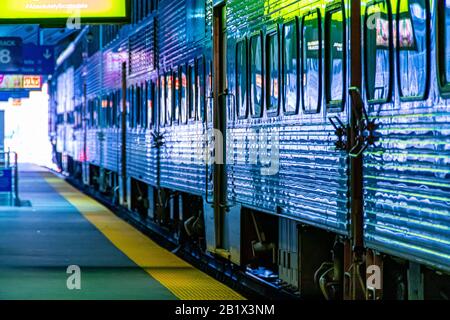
0;164;244;300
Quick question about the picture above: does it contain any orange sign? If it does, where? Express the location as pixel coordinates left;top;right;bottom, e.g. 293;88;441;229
12;98;22;106
23;76;42;89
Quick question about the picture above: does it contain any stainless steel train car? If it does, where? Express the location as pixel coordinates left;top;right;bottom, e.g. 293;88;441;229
49;0;450;299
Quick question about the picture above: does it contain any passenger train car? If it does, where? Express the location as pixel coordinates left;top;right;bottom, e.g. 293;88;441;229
49;0;450;299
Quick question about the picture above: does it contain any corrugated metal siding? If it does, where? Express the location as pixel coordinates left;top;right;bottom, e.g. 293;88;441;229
159;124;207;195
364;110;450;271
86;52;102;99
124;17;158;184
74;67;84;108
127;131;158;186
104;129;121;172
157;0;187;68
102;40;127;91
156;0;212;194
129;20;156;77
226;0;350;234
363;5;450;272
228;120;349;234
73;130;83;163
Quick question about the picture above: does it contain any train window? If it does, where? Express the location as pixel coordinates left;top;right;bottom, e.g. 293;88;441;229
206;60;213;123
446;1;450;85
101;97;108;128
116;90;121;128
397;0;430;101
283;20;299;115
147;81;155;128
112;92;117;128
325;3;346;111
174;70;180;124
106;95;112;127
250;33;264;118
111;93;115;128
129;86;134;128
133;86;138;128
136;85;142;128
128;88;131;126
97;99;101;128
180;65;188;124
87;101;92;128
136;85;141;128
104;96;108;127
106;97;111;127
188;64;197;120
111;94;114;127
301;9;322;114
166;73;173;126
364;0;393;104
437;0;450;96
159;75;166;127
236;39;248;119
110;94;115;127
88;101;92;128
95;98;101;128
266;31;280;115
91;100;96;128
141;83;148;128
196;57;206;122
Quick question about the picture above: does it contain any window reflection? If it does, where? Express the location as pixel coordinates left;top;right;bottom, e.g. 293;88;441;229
137;86;142;127
267;32;279;113
326;9;345;107
159;75;165;126
445;0;450;81
283;21;298;114
180;66;188;124
166;73;172;125
174;72;180;123
250;34;263;117
398;0;428;98
147;81;154;127
196;57;205;121
365;1;392;102
236;40;248;118
189;65;196;119
206;61;213;123
302;11;321;113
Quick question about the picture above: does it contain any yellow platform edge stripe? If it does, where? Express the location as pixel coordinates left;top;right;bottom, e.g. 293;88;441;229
44;173;244;300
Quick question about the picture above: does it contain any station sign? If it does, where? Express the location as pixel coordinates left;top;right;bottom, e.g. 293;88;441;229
0;37;23;73
23;75;42;89
0;1;130;24
0;75;42;90
22;44;55;75
0;40;55;75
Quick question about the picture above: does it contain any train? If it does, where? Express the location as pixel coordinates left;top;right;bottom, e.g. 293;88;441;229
49;0;450;300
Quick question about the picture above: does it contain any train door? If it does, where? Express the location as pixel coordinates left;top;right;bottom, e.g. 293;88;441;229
344;0;366;300
82;82;89;186
205;2;232;258
120;61;128;206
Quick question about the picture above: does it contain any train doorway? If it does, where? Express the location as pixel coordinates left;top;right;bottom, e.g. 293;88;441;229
212;2;228;249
